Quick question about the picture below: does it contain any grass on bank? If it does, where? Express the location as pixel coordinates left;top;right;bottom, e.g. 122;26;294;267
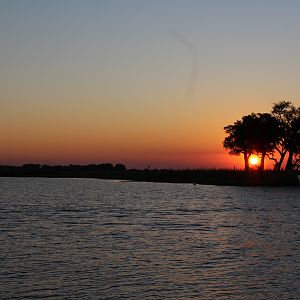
0;165;299;186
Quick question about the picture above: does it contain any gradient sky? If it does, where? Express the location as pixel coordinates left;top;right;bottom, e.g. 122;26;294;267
1;0;300;168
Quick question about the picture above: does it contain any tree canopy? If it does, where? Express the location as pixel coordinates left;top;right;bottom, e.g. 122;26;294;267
223;101;299;172
270;101;300;171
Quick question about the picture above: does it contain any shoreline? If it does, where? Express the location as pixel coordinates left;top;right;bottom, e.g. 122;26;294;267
0;165;299;187
1;175;299;187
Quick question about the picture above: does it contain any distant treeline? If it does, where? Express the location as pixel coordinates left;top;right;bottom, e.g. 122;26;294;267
0;163;127;178
0;163;298;186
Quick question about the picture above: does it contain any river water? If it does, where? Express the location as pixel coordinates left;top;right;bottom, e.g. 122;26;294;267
0;177;299;299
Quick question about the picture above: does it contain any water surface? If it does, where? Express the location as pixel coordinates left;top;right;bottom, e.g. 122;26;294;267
0;177;299;299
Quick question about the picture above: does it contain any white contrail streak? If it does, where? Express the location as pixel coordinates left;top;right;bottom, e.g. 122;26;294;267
168;28;199;100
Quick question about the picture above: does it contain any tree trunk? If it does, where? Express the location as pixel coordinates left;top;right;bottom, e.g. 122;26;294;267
275;150;287;171
285;150;294;171
244;152;249;172
260;152;266;172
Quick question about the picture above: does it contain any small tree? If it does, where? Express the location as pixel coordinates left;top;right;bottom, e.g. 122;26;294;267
114;163;126;171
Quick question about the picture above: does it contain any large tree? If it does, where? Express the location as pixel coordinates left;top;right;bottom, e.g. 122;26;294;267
270;101;300;171
287;115;300;170
251;113;282;172
223;113;281;172
223;114;256;172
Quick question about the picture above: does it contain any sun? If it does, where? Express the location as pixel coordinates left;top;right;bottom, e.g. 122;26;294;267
249;156;259;166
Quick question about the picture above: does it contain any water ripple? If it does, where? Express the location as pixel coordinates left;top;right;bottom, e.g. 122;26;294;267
0;178;299;299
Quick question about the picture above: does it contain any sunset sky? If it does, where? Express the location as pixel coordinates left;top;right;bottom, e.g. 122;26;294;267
1;0;300;168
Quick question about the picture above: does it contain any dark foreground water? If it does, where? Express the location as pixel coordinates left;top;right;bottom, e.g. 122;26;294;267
0;178;299;299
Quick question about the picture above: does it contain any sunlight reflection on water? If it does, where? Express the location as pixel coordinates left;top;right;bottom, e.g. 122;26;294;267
0;178;299;299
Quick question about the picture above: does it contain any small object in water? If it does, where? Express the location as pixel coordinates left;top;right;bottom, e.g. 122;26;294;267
193;182;197;185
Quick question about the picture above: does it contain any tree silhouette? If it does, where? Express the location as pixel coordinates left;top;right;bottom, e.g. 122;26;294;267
224;113;281;172
223;114;255;172
251;113;281;172
114;163;126;171
270;101;300;171
288;115;300;170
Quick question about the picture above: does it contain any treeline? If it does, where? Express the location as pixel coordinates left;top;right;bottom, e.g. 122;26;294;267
0;163;126;178
0;164;298;186
223;101;300;172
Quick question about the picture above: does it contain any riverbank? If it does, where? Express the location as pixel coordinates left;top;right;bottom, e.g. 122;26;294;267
0;165;299;186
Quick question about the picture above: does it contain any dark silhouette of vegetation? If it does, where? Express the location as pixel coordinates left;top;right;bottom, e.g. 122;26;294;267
270;101;300;171
0;163;298;186
251;113;282;172
223;117;252;172
114;163;126;171
224;101;300;172
0;100;298;187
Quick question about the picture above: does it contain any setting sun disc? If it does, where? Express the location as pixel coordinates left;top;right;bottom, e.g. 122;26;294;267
249;156;259;165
